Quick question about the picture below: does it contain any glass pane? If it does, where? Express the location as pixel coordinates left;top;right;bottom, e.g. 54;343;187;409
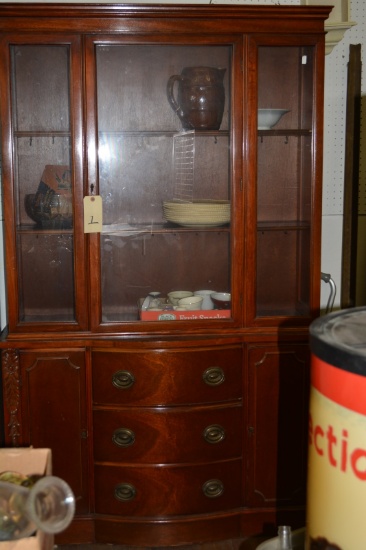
18;233;74;322
96;44;232;322
11;45;75;323
256;46;314;318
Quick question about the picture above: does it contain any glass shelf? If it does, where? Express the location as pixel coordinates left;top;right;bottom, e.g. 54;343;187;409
101;223;230;235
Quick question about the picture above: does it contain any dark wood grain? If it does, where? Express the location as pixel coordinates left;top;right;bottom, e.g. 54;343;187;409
341;44;362;308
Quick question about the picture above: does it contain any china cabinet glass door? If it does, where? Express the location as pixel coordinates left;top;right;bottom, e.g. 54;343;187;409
0;36;86;331
86;38;233;327
255;43;316;321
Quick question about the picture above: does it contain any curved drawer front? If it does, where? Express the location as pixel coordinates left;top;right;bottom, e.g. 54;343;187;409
93;404;242;463
94;460;242;516
92;347;242;406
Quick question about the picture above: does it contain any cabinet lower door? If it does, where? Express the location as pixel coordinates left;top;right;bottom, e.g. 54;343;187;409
1;349;90;515
246;344;310;508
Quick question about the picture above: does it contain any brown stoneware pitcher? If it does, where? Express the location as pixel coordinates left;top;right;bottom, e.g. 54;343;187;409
167;66;226;130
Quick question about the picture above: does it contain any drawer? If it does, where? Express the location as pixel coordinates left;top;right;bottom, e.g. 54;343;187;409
93;404;242;463
94;459;242;516
92;347;242;406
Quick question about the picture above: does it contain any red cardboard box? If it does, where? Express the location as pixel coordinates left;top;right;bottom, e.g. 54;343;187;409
140;309;231;321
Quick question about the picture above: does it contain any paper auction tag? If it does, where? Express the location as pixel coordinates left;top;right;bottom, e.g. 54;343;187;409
83;195;103;233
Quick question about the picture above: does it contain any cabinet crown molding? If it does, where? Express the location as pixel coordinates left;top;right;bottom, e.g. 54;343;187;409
301;0;356;54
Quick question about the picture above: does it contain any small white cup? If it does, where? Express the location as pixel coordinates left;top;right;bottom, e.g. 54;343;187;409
194;290;216;310
178;295;203;310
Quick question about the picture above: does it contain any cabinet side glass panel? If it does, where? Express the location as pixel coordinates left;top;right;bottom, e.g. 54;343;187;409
11;45;75;322
96;44;232;322
256;46;314;318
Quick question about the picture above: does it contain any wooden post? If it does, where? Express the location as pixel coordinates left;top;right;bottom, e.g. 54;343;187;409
341;44;362;308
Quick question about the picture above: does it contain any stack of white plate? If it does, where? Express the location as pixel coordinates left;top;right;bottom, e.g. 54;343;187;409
163;200;230;228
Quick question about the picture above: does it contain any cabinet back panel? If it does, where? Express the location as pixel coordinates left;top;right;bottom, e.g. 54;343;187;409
256;229;310;316
258;47;313;130
100;232;230;318
257;136;305;222
12;45;70;132
96;45;231;132
100;135;230;226
18;234;75;322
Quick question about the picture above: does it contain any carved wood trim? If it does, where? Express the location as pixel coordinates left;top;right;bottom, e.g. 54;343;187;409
2;349;21;446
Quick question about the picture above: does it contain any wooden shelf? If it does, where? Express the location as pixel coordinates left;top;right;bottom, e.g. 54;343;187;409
257;221;310;231
258;129;311;137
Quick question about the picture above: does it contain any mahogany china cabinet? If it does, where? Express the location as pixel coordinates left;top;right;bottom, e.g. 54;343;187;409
0;3;331;546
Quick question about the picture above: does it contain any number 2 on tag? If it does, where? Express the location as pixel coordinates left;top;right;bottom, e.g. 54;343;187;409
84;195;103;233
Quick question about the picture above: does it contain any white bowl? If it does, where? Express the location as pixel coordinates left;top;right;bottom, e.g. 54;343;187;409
258;109;289;130
168;291;193;306
178;295;203;310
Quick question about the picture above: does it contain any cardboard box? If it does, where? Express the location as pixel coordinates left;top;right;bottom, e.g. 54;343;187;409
138;296;231;321
0;448;53;550
140;309;231;321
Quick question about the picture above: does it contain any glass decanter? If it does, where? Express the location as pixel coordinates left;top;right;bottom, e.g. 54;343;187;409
0;475;75;540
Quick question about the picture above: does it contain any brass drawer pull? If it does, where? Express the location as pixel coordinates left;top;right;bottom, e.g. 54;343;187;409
114;482;136;502
203;424;225;444
202;479;224;498
112;370;135;389
112;427;135;447
203;366;225;386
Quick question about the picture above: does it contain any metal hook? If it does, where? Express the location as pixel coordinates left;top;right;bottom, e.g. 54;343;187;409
214;135;217;144
284;136;289;144
321;272;337;314
29;137;32;146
